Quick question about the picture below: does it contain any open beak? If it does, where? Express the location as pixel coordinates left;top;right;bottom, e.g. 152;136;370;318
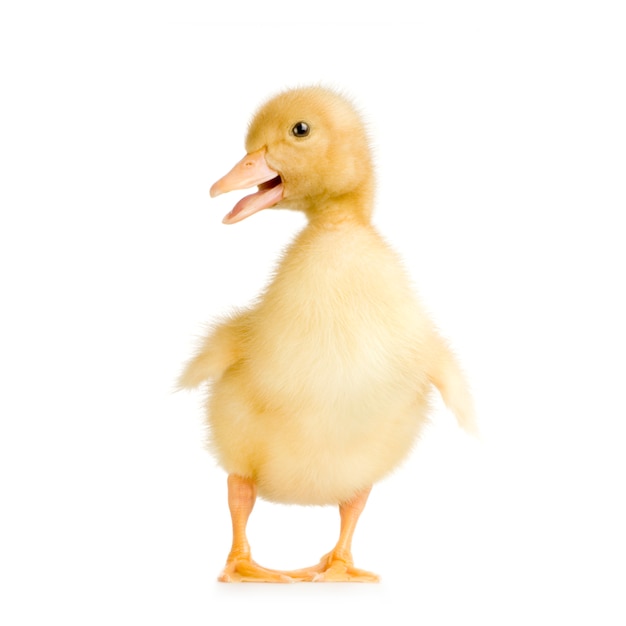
210;148;284;224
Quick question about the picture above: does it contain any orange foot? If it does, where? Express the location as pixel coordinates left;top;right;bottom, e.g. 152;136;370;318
219;557;294;583
286;552;380;583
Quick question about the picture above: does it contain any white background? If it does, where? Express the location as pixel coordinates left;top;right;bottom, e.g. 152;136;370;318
1;2;625;624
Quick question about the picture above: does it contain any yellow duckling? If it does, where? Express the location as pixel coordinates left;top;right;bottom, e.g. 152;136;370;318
180;86;476;582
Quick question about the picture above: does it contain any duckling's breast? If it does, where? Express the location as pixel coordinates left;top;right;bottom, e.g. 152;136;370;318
247;225;431;405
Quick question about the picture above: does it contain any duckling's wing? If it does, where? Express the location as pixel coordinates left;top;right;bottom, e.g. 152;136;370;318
177;311;248;389
426;333;478;436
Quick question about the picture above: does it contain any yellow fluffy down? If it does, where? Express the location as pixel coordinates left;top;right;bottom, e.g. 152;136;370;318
179;86;475;506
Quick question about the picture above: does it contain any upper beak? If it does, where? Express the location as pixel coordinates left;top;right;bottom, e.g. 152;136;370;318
210;148;284;224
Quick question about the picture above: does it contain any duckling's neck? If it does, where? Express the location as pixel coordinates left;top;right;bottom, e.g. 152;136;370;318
304;186;374;228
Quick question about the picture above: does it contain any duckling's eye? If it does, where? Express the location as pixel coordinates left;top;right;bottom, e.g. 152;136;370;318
291;121;310;138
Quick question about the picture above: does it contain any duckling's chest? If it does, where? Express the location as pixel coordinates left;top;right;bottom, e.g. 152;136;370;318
258;228;404;332
243;226;423;403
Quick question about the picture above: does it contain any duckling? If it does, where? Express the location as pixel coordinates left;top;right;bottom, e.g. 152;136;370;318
179;86;476;582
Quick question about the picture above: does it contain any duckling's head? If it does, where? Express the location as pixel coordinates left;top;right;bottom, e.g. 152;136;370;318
211;86;375;225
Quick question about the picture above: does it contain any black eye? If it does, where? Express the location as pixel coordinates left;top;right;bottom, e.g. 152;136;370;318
291;121;310;137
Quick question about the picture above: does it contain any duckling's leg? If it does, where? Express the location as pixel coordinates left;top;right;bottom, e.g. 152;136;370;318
219;474;292;583
286;487;380;582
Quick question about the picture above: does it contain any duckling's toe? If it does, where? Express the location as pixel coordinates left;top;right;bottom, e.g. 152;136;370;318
284;552;380;583
219;558;294;583
312;559;380;583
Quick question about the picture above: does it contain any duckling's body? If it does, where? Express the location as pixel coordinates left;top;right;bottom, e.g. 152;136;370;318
210;221;432;506
180;86;475;582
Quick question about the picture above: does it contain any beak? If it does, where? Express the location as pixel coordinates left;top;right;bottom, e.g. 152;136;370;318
210;148;284;224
